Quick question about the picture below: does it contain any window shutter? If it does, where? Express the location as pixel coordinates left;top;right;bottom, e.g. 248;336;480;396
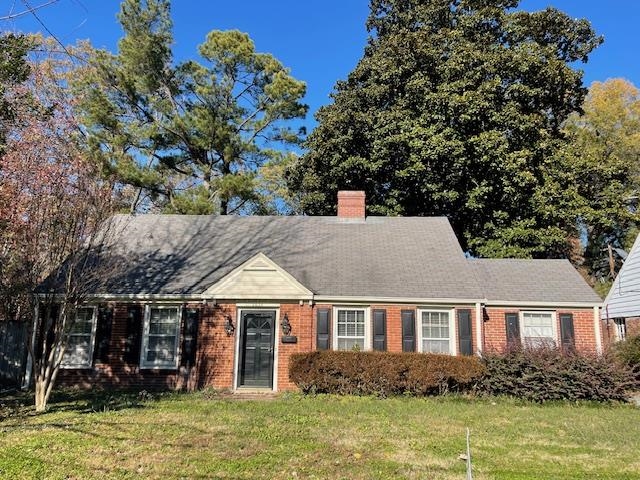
181;308;199;367
124;305;143;364
560;313;575;350
505;312;520;347
401;310;416;352
37;303;58;362
457;309;473;356
93;306;113;364
372;309;387;351
316;308;331;350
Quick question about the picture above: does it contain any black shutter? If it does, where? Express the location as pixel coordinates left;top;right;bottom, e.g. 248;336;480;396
401;310;416;352
505;312;520;347
372;309;387;351
316;308;330;350
93;305;113;364
124;305;143;364
457;309;473;356
37;303;58;362
560;313;575;350
181;308;199;367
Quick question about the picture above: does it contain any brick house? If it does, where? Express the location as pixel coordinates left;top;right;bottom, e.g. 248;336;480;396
49;191;603;392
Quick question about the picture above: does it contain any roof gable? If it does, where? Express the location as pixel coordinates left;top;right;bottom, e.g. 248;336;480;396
204;252;312;299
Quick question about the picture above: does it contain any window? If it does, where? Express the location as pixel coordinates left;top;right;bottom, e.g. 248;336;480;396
614;318;627;341
141;306;181;369
334;308;368;351
522;312;556;346
420;310;453;354
61;307;97;368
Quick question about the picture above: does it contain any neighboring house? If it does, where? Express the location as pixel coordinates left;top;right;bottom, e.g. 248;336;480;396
602;233;640;344
46;191;602;392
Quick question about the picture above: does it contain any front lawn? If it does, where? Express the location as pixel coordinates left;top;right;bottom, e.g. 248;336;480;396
0;391;638;479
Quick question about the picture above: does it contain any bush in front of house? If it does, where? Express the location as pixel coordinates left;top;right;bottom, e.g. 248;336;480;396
289;351;484;396
479;346;637;403
612;335;640;378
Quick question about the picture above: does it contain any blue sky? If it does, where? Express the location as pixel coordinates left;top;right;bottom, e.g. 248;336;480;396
4;0;639;130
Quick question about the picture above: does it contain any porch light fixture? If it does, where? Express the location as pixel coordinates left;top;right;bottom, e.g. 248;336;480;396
224;315;235;336
281;314;292;336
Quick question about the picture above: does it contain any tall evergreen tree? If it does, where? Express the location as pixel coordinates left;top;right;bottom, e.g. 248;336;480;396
74;0;307;214
288;0;601;257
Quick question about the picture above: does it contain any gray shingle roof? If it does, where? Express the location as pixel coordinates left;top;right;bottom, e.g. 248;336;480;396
99;214;483;299
469;259;601;304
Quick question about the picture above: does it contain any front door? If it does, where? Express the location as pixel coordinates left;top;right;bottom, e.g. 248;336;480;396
239;310;276;388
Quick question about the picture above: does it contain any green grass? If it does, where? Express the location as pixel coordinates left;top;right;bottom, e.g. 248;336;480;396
0;390;639;479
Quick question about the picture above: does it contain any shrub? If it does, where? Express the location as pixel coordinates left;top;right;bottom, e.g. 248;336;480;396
479;346;637;403
612;335;640;377
289;351;484;396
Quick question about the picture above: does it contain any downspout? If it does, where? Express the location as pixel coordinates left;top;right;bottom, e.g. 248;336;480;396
474;301;483;355
594;305;603;355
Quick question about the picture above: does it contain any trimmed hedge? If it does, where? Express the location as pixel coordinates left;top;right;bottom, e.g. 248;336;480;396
479;347;637;403
289;351;484;396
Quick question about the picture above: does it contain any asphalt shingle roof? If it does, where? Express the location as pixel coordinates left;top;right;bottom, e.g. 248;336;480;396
80;214;601;304
100;214;483;299
469;259;602;304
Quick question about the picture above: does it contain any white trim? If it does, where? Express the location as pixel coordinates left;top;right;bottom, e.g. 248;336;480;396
594;306;603;354
416;307;456;355
485;300;602;308
139;304;182;370
60;306;98;369
519;310;558;346
332;306;371;351
236;302;281;308
316;296;482;305
234;308;279;392
475;302;483;355
205;252;313;298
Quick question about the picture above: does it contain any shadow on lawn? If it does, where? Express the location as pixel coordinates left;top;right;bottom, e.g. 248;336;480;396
0;388;161;421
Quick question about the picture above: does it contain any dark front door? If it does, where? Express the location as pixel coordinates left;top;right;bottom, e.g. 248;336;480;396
239;310;276;388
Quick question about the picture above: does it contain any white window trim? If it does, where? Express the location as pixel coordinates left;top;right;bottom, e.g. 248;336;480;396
332;306;371;351
520;310;558;346
417;308;456;355
61;306;98;369
140;304;182;370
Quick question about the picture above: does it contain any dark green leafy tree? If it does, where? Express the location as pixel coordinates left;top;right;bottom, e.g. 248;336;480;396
74;0;307;214
0;33;31;153
289;0;601;257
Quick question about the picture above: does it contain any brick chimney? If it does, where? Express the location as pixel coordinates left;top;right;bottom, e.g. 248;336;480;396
337;190;366;219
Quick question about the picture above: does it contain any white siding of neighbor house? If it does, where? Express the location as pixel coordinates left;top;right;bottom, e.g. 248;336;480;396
603;234;640;319
205;252;312;299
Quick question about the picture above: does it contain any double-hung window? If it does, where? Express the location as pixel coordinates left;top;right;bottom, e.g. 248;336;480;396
141;306;181;369
61;306;97;368
419;309;454;355
334;308;368;351
521;311;556;346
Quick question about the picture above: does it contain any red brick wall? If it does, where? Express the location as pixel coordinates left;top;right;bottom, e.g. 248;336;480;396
483;307;598;354
57;302;600;392
601;316;640;347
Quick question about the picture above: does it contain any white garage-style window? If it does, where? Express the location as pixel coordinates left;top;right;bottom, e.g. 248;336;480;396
333;307;370;351
61;306;97;368
418;309;455;355
141;306;181;369
521;311;556;346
